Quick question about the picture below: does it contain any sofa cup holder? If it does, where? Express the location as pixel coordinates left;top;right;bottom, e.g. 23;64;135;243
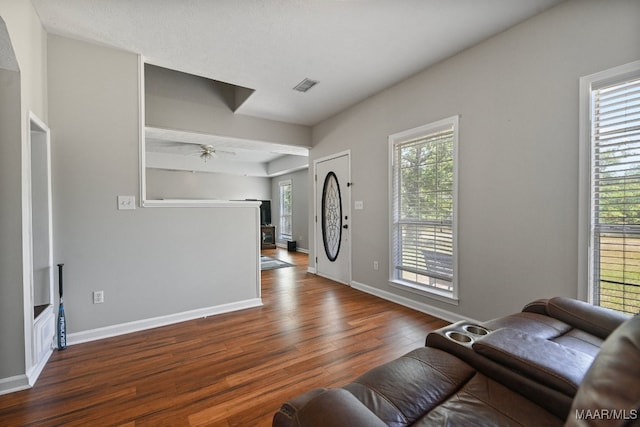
463;325;489;336
446;331;474;345
443;324;490;346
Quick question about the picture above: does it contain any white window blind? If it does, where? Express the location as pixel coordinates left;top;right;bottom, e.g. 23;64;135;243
390;117;457;299
591;75;640;315
279;180;292;240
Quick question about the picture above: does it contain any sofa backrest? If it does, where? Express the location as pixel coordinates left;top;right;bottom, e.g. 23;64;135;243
565;315;640;427
546;297;630;340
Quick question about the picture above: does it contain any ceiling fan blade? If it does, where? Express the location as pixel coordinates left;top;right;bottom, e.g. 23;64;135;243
216;149;236;157
146;139;201;154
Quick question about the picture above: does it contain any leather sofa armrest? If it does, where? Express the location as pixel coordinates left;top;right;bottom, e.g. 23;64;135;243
522;298;550;315
546;297;630;339
473;328;594;397
273;388;327;427
273;388;387;427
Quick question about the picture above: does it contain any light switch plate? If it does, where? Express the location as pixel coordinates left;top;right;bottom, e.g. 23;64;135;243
354;200;364;210
117;195;136;210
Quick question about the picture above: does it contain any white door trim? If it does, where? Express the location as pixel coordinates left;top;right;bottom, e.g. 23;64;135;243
24;111;54;385
313;150;352;285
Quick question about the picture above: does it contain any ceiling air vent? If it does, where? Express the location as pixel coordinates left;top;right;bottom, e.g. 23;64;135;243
293;78;319;93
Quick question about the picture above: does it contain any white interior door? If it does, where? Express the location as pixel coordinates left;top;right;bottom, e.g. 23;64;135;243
315;152;351;284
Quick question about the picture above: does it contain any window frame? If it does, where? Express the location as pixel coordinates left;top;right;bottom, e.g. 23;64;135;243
388;115;459;304
278;179;293;241
578;60;640;312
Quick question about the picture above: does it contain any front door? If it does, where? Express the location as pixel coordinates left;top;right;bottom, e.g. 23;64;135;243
315;152;351;284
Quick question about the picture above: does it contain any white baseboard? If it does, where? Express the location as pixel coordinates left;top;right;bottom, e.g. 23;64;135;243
351;280;478;324
0;374;30;396
0;346;54;396
307;266;316;274
27;347;54;387
68;298;263;346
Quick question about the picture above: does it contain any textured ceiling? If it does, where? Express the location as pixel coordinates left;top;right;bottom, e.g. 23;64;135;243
32;0;563;127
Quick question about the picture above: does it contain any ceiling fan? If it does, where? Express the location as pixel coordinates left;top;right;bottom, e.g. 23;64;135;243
146;139;236;162
198;144;231;162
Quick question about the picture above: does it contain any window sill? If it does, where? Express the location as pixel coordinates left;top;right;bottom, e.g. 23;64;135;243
389;279;459;306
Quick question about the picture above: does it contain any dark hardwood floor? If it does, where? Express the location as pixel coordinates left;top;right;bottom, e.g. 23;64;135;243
0;248;448;426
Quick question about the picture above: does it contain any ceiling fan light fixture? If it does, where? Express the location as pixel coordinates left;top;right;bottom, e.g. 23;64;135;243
293;78;319;93
200;144;217;162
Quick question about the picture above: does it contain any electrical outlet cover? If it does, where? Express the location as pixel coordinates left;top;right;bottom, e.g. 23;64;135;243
93;291;104;304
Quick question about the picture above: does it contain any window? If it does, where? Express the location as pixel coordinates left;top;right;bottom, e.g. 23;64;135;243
279;180;292;240
580;61;640;315
389;116;458;302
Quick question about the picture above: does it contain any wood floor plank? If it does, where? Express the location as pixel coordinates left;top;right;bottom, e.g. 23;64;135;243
0;249;449;426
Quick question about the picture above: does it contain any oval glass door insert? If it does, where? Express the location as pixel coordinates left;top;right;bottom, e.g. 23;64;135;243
321;171;342;262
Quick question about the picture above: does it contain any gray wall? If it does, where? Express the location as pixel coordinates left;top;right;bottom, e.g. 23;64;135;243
146;169;271;201
48;35;260;335
0;0;48;383
271;169;309;250
310;0;640;321
0;62;24;380
145;64;310;147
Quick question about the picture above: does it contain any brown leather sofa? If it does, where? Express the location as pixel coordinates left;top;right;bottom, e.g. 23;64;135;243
273;297;639;427
425;297;630;419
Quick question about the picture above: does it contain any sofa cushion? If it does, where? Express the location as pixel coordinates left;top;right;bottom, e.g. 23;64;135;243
551;329;604;357
414;372;563;426
343;347;475;427
473;328;594;396
285;388;387;427
484;312;572;339
546;297;630;340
